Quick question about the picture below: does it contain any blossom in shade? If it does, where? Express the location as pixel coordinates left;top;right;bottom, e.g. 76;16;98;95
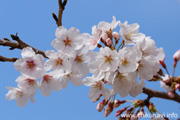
14;47;45;79
129;79;145;97
83;77;110;101
111;72;135;97
58;71;82;89
6;87;29;107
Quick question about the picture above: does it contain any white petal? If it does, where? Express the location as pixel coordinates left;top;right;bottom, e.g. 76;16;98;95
21;47;35;58
82;77;95;86
59;78;69;89
40;82;51;96
88;86;100;101
70;75;82;86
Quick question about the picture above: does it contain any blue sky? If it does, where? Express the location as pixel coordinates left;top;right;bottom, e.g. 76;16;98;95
0;0;180;120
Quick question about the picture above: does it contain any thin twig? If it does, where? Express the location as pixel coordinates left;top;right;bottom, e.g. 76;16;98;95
0;56;18;62
143;87;180;103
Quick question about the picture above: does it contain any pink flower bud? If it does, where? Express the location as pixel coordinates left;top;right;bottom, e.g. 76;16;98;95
116;108;127;117
104;102;113;117
168;91;174;98
173;49;180;62
106;38;112;46
162;75;171;84
137;111;144;118
112;32;120;40
96;102;104;112
175;83;180;90
113;100;126;108
101;33;108;42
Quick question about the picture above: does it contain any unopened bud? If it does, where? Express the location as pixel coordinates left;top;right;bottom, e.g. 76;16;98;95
116;108;127;117
162;75;171;84
148;103;156;113
112;32;120;43
168;91;174;98
106;38;112;46
175;83;180;90
104;102;114;117
159;60;167;69
164;116;169;120
158;69;164;76
101;33;108;42
173;49;180;62
113;100;126;108
96;102;104;112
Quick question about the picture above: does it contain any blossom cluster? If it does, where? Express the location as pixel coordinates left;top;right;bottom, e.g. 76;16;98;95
6;16;165;108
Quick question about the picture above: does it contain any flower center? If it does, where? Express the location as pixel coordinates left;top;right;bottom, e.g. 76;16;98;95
26;78;35;86
122;58;129;66
75;55;83;63
43;75;52;84
16;90;24;98
93;82;101;90
64;37;71;46
55;58;63;66
26;61;36;69
105;55;112;63
124;32;132;41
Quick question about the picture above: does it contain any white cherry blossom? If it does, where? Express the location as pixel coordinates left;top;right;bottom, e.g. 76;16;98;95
119;21;145;45
16;75;39;97
52;26;84;53
129;79;145;97
70;46;90;77
6;87;29;107
118;46;142;73
91;47;118;72
98;16;120;32
40;73;61;96
58;71;82;89
83;77;110;101
14;47;45;79
112;72;136;97
84;25;102;50
44;50;71;72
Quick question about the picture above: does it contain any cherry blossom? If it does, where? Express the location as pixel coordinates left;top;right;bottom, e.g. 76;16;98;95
40;73;61;96
14;47;45;79
52;26;84;54
44;50;71;72
16;75;39;97
6;87;29;107
119;21;145;45
83;77;110;101
90;47;118;72
58;71;82;89
118;46;142;73
98;16;120;32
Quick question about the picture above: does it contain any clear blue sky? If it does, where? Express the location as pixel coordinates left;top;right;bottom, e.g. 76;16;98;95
0;0;180;120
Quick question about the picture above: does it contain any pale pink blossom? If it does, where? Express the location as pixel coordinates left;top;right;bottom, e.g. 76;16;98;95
173;49;180;61
6;87;29;107
119;21;145;45
83;77;110;101
52;26;84;53
14;47;45;79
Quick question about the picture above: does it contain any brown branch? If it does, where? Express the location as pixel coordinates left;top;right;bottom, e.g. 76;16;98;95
0;34;48;59
53;0;67;26
143;87;180;103
0;56;18;62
